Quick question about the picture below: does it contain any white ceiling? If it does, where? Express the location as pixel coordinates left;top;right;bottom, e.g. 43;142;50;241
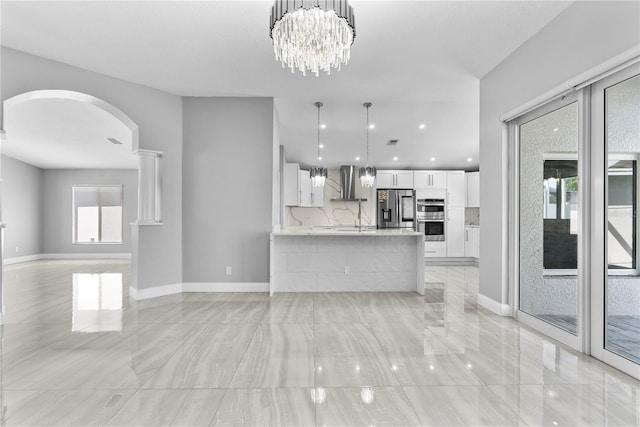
0;1;573;170
3;98;136;169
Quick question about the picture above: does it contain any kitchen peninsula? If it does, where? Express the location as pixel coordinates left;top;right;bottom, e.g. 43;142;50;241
270;228;424;295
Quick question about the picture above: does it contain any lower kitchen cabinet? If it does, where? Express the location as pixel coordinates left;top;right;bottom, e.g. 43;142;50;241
446;206;465;257
464;227;480;259
424;242;446;257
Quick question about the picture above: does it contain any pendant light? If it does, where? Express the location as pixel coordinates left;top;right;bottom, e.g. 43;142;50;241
310;101;327;187
359;102;376;187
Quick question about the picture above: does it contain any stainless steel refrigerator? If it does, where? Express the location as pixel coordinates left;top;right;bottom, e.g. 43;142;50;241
376;189;416;229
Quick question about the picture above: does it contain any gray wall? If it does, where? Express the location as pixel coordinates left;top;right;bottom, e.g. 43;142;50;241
1;155;43;258
479;1;640;304
182;97;273;283
42;169;137;254
1;47;183;289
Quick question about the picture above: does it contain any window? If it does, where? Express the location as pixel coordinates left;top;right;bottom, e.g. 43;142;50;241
543;158;579;270
72;185;123;244
607;156;637;272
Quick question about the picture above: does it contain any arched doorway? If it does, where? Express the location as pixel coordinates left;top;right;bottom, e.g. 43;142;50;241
0;89;141;324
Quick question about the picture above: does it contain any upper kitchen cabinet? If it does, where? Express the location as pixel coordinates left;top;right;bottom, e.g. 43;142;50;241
283;163;300;206
310;180;324;207
466;171;480;207
376;170;414;188
299;170;312;206
414;171;447;189
283;163;323;207
446;171;466;206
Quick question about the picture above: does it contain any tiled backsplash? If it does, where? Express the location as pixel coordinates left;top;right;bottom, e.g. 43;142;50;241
285;169;375;227
465;207;480;226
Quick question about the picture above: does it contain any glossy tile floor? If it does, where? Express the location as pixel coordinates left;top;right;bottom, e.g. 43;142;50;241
1;260;639;426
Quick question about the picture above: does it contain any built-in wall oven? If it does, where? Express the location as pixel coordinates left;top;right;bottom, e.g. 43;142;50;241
417;198;445;241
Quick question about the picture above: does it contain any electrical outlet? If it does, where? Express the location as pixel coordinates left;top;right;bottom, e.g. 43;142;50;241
15;246;19;253
225;266;232;276
344;266;350;275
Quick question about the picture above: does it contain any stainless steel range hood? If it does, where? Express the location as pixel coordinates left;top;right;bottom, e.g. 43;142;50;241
331;165;367;201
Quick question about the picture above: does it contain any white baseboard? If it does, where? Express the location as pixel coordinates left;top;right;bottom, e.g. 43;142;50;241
129;283;182;300
477;293;512;317
130;282;270;300
42;253;131;260
424;257;479;266
182;282;269;293
3;253;131;265
4;254;42;265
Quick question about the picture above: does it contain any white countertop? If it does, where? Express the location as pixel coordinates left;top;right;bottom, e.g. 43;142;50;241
273;227;423;237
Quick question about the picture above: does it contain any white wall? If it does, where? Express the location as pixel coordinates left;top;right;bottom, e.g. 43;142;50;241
1;47;183;290
42;169;137;254
182;97;273;283
1;155;43;259
479;1;640;305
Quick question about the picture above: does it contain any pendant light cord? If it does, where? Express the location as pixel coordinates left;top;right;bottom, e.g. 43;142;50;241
364;102;372;167
317;102;321;167
314;101;323;167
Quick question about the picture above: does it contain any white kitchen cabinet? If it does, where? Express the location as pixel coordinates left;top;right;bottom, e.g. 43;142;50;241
310;182;324;207
283;163;300;206
446;171;466;207
283;163;323;207
376;170;413;188
414;170;447;189
298;170;312;207
464;226;480;259
446;206;465;257
424;242;447;258
466;171;480;207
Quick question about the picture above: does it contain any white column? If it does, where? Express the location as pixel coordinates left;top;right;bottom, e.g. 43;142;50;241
136;149;163;224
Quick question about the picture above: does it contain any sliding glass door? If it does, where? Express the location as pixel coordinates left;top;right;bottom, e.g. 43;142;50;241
516;93;582;348
591;66;640;378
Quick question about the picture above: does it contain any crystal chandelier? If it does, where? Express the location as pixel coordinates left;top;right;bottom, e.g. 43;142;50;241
310;101;327;188
269;0;356;76
359;102;376;188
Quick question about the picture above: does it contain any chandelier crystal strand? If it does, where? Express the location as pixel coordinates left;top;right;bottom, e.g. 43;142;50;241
360;102;376;188
310;101;327;188
270;1;355;76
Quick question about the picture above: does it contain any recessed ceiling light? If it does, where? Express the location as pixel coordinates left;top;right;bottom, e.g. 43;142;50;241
430;157;436;161
319;144;324;148
320;124;326;129
369;124;375;129
393;157;398;161
467;157;472;162
553;128;559;132
355;156;360;161
419;124;426;129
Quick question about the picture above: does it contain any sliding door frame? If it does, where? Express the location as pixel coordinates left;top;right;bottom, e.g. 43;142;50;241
590;64;640;379
510;90;587;352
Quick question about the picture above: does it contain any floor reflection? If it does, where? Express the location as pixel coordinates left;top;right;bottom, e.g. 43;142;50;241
72;273;123;332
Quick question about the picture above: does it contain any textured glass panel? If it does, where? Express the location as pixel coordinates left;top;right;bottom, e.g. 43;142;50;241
519;101;578;335
605;74;640;364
